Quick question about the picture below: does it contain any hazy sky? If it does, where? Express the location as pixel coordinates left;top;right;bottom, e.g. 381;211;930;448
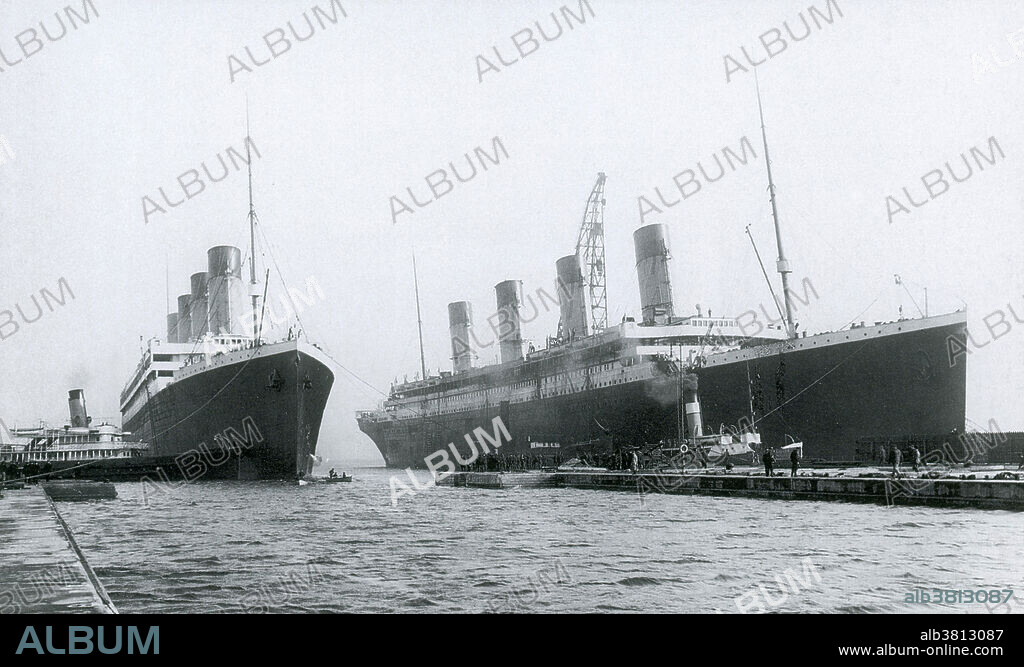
2;0;1022;464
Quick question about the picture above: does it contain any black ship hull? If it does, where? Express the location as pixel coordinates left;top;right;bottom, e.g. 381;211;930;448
697;315;967;461
122;341;334;480
359;374;680;470
359;315;967;467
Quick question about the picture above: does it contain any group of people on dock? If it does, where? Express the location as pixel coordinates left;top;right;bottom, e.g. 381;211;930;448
456;443;1024;478
460;447;711;473
761;446;802;478
0;461;52;484
459;449;653;473
461;452;562;473
874;444;963;477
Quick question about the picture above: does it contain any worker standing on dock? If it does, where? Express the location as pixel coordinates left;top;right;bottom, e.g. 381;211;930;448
910;445;921;473
890;445;903;477
763;446;775;477
790;448;800;477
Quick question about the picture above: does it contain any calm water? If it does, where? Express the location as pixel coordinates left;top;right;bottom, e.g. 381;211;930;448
58;467;1024;614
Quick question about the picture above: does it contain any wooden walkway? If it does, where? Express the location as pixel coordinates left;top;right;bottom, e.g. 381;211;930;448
0;486;117;613
439;470;1024;510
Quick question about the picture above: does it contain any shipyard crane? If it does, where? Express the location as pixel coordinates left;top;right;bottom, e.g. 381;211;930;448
577;173;608;333
557;173;608;342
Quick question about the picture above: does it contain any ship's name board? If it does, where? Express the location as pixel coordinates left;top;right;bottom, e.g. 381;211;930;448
530;442;561;449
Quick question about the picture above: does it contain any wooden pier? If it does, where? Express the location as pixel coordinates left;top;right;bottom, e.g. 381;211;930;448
0;486;117;613
438;470;1024;510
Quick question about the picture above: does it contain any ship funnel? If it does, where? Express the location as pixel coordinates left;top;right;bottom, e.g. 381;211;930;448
683;387;703;438
166;312;180;343
448;301;474;373
177;294;194;343
207;246;247;336
68;389;90;428
208;245;242;276
555;254;588;339
633;224;675;325
190;272;209;340
494;280;524;364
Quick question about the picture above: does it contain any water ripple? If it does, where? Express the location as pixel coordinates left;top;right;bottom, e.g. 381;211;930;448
55;467;1024;614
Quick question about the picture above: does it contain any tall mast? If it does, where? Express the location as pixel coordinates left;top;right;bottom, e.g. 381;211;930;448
755;74;796;339
746;224;787;327
412;251;427;381
246;103;259;341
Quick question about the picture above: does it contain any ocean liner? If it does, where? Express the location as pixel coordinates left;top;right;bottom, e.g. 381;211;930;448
118;145;334;480
358;100;967;467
